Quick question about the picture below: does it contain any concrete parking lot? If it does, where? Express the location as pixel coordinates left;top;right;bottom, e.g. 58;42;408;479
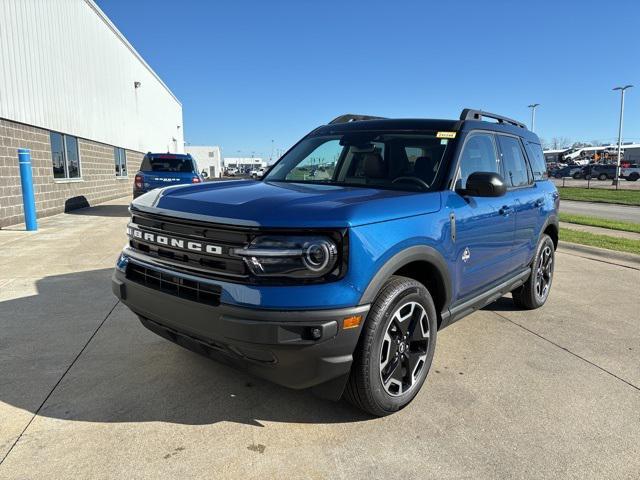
1;197;639;479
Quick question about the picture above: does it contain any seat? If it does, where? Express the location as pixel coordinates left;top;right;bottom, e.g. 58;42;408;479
363;153;386;179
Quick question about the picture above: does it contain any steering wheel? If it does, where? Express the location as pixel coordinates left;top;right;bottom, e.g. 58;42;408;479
392;176;430;190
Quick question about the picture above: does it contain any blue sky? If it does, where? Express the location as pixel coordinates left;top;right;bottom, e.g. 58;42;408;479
98;0;640;159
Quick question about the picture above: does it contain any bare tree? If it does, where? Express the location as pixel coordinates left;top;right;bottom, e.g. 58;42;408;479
572;141;591;148
550;137;572;149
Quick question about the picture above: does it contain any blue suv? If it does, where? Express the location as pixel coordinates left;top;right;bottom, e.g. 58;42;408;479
113;110;559;416
133;153;202;198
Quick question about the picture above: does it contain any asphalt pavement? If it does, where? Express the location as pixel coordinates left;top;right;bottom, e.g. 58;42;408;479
1;197;639;479
560;199;640;223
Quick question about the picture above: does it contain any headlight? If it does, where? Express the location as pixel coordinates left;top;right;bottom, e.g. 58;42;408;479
235;235;339;279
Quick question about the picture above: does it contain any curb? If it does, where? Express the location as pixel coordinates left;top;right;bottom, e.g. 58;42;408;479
559;222;640;241
558;241;640;268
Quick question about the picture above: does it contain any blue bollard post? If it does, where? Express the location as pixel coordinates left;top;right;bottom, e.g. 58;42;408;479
18;148;38;231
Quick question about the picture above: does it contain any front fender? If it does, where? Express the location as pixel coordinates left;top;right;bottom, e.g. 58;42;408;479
359;245;452;311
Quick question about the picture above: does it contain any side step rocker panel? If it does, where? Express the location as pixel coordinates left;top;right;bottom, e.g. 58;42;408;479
439;268;531;328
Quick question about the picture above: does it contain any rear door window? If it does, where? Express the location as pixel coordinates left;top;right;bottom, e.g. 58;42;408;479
497;136;531;187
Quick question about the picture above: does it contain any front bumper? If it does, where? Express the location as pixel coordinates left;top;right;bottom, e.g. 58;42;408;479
112;264;369;399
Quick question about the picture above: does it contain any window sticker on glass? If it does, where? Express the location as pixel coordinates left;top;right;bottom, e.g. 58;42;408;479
436;131;456;139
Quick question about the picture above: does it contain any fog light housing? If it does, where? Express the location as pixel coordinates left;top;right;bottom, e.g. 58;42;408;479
309;327;322;340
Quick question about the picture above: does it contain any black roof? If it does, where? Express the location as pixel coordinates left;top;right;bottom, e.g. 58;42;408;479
311;109;540;143
313;118;461;135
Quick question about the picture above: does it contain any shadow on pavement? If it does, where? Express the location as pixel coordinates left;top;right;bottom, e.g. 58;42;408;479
481;296;519;312
66;203;131;218
0;268;370;428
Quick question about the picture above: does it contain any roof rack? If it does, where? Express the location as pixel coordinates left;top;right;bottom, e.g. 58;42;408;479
328;113;388;124
460;109;527;129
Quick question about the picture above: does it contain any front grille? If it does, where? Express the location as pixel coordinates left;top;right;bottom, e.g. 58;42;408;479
126;262;221;306
126;209;347;285
128;210;252;281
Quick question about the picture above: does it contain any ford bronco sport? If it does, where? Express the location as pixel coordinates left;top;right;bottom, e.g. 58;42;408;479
113;109;559;416
133;153;202;199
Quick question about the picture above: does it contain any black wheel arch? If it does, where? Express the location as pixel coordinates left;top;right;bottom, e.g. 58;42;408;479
359;245;452;326
541;214;559;249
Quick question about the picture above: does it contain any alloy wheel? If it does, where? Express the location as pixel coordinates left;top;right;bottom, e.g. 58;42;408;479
535;245;554;301
379;301;430;396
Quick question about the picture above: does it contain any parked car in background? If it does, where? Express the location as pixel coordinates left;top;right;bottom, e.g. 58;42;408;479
225;167;239;176
545;162;565;174
551;165;582;178
114;109;559;416
250;167;267;179
620;164;640;181
133;153;202;199
586;164;617;180
563;146;607;164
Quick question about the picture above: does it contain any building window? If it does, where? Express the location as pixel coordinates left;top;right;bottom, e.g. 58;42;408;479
208;151;214;158
50;132;81;179
114;147;127;177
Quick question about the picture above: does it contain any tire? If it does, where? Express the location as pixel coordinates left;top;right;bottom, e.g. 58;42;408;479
512;234;555;310
598;173;608;181
344;276;437;416
629;173;639;182
572;172;581;179
584;174;592;180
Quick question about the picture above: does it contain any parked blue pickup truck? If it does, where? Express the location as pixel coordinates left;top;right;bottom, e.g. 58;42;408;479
113;109;559;416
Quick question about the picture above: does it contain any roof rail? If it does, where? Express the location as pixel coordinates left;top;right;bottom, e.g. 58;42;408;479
328;113;387;124
460;109;527;129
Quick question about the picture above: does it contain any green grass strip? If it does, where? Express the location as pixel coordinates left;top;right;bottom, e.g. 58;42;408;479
559;213;640;234
557;187;640;206
560;227;640;255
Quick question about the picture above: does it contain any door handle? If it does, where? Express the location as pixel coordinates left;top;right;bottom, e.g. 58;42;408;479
534;198;544;207
499;206;513;216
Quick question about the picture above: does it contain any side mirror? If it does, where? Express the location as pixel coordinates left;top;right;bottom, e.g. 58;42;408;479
457;172;506;197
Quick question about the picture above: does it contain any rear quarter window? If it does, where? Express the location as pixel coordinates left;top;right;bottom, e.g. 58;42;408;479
524;141;548;181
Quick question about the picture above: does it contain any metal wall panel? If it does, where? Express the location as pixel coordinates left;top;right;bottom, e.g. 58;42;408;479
0;0;183;153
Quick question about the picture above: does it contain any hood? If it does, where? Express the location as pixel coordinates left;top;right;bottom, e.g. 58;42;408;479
132;180;442;228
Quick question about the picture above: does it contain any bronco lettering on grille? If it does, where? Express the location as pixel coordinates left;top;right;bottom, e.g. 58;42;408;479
127;226;223;255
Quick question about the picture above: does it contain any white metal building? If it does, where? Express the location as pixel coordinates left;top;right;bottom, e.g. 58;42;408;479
0;0;184;227
224;157;266;172
0;0;183;153
185;146;223;178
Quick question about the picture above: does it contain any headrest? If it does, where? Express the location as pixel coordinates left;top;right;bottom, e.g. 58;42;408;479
363;153;386;178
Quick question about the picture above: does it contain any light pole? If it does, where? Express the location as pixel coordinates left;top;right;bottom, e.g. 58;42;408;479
612;85;633;186
527;103;540;132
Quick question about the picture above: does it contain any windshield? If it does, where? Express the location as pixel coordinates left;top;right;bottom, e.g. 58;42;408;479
140;155;195;173
264;132;451;191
